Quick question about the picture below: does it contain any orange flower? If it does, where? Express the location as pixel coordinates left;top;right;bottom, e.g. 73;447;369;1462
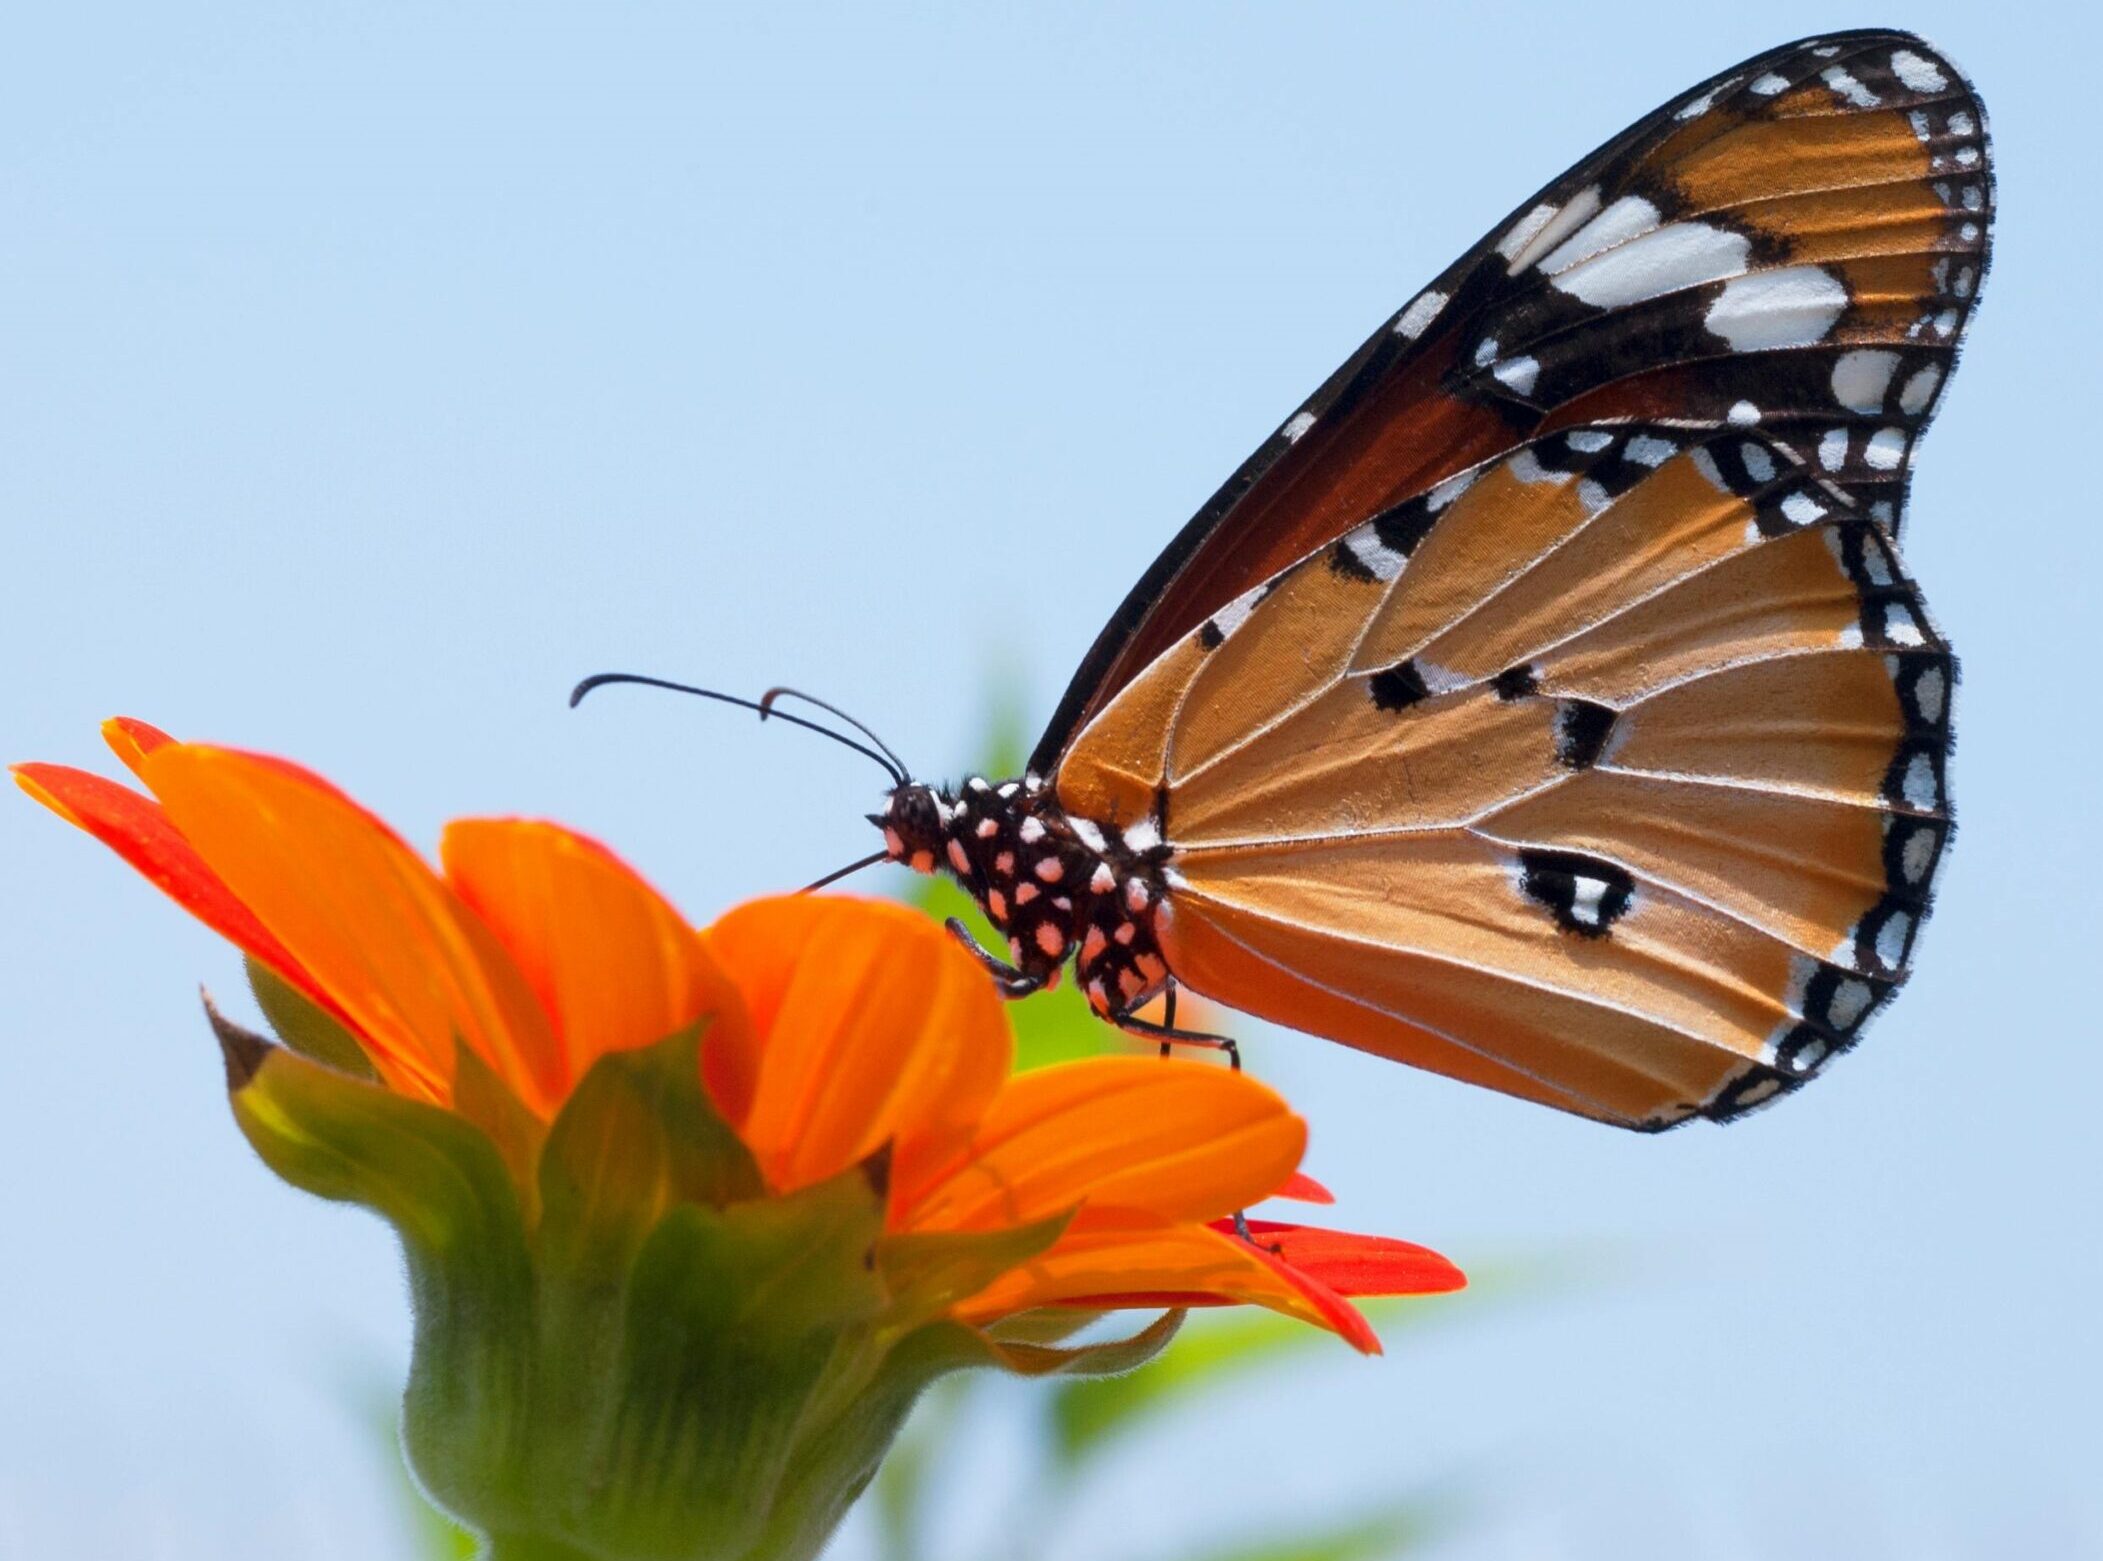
16;719;1462;1349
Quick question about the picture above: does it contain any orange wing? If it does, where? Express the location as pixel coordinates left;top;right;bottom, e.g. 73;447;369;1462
1057;426;1951;1128
1033;29;1989;776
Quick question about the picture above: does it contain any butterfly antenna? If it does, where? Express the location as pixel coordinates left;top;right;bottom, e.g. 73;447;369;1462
758;686;912;782
799;849;890;894
570;672;910;785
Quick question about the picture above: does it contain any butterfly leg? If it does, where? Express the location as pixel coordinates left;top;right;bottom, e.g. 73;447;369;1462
942;917;1044;999
1109;996;1242;1072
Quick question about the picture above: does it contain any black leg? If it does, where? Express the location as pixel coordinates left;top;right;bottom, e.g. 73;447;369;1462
943;917;1043;999
1159;985;1176;1059
1111;1000;1241;1072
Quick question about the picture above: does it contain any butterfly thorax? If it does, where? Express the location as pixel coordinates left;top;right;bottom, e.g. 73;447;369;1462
874;776;1172;1016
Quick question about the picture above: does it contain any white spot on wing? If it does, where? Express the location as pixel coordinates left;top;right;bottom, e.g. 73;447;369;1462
1750;71;1792;95
1506;185;1604;273
1899;364;1943;414
1864;427;1908;471
1902;752;1938;809
1728;400;1760;427
1507;448;1562;485
1913;665;1946;724
1831;349;1899;413
1676;76;1737;119
1819;428;1848;470
1627;434;1677;467
1535;195;1660;277
1281;410;1317;443
1704;266;1849;351
1069;816;1106;853
1339;520;1407;581
1122;817;1162;853
1550;222;1751;310
1890;49;1949;93
1781;490;1826;527
1828;978;1874;1030
1491;355;1540;397
1901;826;1937;884
1394;290;1448;339
1209;583;1265;642
1821;65;1880;108
1427;468;1479;509
1874;910;1912;971
1496;202;1561;262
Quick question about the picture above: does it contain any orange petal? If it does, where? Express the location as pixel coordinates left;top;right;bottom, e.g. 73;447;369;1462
441;819;751;1096
1274;1170;1336;1204
12;761;351;1032
102;716;176;780
702;895;1010;1195
955;1212;1375;1349
136;744;558;1109
899;1055;1304;1233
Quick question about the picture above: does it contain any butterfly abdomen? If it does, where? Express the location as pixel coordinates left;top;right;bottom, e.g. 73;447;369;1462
876;776;1175;1016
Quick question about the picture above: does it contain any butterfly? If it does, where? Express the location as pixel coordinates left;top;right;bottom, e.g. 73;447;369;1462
587;29;1990;1131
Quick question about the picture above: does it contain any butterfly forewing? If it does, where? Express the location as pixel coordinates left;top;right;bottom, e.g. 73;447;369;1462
1033;29;1989;775
1058;422;1952;1128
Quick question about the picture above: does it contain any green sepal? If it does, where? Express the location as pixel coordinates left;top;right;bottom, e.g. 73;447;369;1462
209;997;529;1270
208;997;539;1492
245;957;376;1080
975;1307;1186;1378
535;1023;763;1278
874;1210;1072;1327
984;1306;1111;1348
451;1041;547;1224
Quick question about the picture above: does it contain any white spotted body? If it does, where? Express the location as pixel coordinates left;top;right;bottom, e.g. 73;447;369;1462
875;776;1176;1016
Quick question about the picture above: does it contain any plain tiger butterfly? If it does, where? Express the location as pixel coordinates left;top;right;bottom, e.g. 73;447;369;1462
586;30;1990;1131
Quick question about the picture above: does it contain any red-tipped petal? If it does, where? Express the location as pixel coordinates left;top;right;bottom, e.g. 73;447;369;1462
1212;1218;1467;1298
13;762;348;1030
136;744;555;1108
102;717;177;780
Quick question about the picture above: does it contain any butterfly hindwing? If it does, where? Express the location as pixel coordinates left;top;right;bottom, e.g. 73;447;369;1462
1056;424;1952;1128
1033;29;1988;775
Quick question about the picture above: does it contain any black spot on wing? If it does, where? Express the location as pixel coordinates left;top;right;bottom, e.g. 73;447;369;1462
1199;620;1225;650
1554;699;1617;769
1492;663;1540;701
1369;658;1431;712
1328;536;1379;582
1372;498;1438;557
1517;849;1634;938
1703;1064;1800;1124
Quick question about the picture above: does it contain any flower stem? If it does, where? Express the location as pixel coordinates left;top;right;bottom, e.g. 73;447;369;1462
482;1535;599;1561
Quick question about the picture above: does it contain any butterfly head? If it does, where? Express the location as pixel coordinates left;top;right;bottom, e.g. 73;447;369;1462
871;782;951;874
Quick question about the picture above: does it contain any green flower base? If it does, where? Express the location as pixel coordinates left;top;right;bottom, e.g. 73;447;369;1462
210;981;1180;1561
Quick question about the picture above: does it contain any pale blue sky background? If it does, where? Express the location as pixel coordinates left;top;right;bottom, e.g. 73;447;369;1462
3;5;2095;1557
